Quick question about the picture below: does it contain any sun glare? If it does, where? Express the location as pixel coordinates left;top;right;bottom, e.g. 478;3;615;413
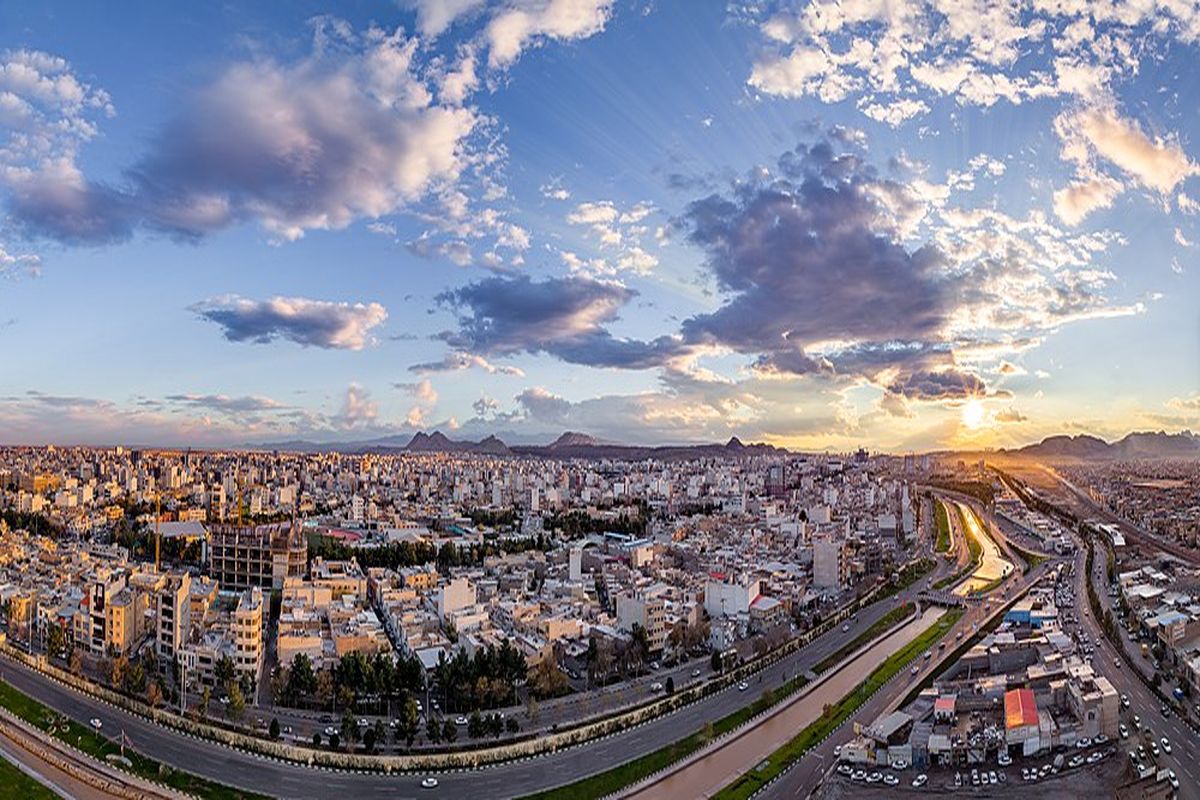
962;399;986;430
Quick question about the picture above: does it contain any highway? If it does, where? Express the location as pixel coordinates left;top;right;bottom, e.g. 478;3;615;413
0;558;953;800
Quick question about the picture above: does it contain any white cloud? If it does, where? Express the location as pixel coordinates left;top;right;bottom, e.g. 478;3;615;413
403;0;487;38
1062;104;1197;195
337;384;378;429
1175;228;1194;247
1052;172;1123;226
485;0;616;69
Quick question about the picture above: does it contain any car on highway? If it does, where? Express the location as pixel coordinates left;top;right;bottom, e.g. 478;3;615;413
1160;737;1170;754
649;682;664;693
691;668;701;678
421;777;439;789
89;717;102;730
1168;770;1180;790
842;623;850;632
455;716;468;725
737;681;749;691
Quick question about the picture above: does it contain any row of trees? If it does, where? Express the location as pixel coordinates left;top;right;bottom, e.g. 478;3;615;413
272;650;425;712
432;640;527;712
306;536;548;573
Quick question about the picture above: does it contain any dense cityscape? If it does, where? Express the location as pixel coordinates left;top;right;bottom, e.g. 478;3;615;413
0;439;1197;798
4;0;1200;798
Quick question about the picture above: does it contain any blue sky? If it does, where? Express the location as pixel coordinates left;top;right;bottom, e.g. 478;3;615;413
0;0;1197;450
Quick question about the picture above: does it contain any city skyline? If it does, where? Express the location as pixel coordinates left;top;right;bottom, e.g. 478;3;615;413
2;0;1199;452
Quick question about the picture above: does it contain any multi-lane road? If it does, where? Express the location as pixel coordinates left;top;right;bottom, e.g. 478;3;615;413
0;554;956;799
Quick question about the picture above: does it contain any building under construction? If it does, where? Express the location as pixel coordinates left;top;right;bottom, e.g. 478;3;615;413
207;521;306;591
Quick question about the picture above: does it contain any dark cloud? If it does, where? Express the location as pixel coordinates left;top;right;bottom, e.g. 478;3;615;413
887;368;986;400
165;394;286;413
681;142;953;369
190;295;387;350
426;140;1005;401
435;274;689;369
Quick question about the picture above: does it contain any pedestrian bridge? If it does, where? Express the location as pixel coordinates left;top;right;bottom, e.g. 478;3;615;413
917;589;968;608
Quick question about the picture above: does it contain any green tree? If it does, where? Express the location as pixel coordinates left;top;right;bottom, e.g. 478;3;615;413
290;652;319;695
468;710;483;738
442;718;457;743
227;682;246;721
399;695;420;748
198;686;211;719
46;625;66;659
426;716;442;744
269;717;280;740
341;709;358;744
363;727;377;752
215;654;235;690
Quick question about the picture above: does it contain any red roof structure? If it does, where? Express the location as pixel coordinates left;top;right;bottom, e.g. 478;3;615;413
1004;688;1038;729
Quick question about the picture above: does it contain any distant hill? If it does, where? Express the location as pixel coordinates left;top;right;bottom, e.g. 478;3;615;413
248;429;788;460
1014;430;1200;460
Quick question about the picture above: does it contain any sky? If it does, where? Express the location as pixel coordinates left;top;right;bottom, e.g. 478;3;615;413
0;0;1198;452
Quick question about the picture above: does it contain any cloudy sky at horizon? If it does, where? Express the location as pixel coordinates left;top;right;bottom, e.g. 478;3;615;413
1;0;1198;451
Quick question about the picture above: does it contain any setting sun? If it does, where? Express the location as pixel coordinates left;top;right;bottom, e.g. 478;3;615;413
962;399;987;430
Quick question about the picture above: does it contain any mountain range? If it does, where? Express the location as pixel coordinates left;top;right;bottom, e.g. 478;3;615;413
1011;430;1200;460
249;430;789;460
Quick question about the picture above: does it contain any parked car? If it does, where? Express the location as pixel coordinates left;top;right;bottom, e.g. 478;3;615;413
911;774;927;788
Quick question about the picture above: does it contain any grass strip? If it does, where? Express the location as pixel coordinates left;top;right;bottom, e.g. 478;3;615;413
0;680;268;800
814;603;915;675
713;608;965;800
934;501;951;553
0;752;61;799
931;505;983;590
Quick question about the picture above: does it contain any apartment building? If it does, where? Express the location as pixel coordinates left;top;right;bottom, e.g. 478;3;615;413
156;572;192;666
616;591;667;653
208;521;306;591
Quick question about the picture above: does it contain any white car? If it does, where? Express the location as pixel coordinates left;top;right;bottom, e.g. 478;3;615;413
89;718;102;730
650;682;664;693
737;681;749;691
883;774;899;786
1160;737;1171;754
866;771;883;784
421;777;439;789
891;759;907;770
691;668;701;678
911;774;927;788
455;716;468;725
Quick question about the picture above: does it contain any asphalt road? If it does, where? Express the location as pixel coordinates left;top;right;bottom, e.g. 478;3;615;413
0;557;955;800
1070;542;1199;799
763;501;1053;800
